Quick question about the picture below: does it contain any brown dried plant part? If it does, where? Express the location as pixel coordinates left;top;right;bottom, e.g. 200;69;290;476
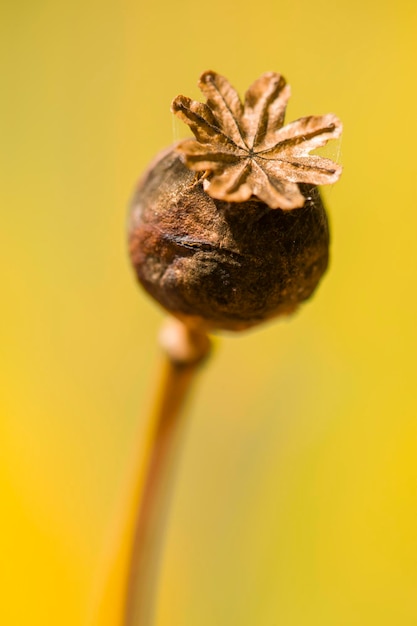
171;70;342;210
129;69;343;330
129;149;330;331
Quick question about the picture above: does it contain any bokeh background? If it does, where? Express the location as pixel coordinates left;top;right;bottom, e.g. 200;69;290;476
1;1;416;625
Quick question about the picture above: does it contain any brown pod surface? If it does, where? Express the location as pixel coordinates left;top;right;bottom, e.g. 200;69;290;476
128;147;330;332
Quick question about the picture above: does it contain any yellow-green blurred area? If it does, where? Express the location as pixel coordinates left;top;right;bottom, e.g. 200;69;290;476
1;0;416;624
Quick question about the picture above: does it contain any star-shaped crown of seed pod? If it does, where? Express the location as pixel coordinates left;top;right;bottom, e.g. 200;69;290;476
171;70;342;210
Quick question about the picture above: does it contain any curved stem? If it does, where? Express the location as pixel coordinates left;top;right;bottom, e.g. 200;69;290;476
123;317;211;626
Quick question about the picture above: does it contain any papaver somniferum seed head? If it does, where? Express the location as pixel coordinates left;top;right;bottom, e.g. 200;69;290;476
128;71;342;332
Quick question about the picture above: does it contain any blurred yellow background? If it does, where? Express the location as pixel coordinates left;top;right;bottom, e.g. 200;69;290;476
1;0;416;624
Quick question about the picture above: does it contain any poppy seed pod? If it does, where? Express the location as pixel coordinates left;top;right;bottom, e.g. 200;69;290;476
128;71;342;331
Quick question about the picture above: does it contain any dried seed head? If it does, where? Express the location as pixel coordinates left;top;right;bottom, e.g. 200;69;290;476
128;71;342;331
129;150;330;331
